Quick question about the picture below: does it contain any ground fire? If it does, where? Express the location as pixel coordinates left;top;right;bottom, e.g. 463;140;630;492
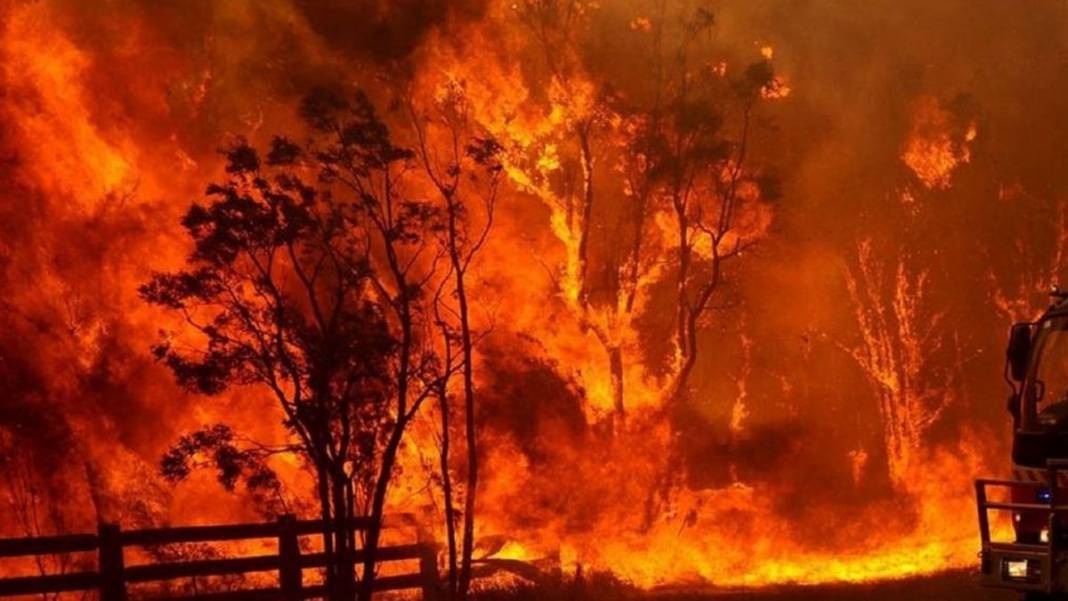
1;1;1067;600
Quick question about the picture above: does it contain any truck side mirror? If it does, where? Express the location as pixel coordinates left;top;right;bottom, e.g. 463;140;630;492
1007;322;1033;382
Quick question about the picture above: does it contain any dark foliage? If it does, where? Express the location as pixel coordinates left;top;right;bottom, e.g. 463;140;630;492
140;125;403;508
143;86;447;601
161;424;289;517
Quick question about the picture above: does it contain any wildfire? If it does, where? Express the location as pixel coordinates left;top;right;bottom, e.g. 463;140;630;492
1;5;133;209
0;0;1047;595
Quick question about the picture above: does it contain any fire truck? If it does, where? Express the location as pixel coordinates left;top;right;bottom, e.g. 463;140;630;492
977;288;1068;598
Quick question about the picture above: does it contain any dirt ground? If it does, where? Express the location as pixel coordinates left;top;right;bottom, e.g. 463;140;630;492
647;570;1020;600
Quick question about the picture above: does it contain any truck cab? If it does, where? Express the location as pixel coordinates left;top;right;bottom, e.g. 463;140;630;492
978;291;1068;597
1014;310;1068;471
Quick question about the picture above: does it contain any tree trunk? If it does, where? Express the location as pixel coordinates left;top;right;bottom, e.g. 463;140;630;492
674;201;690;365
358;423;406;601
576;126;595;305
670;309;700;407
448;199;479;601
438;388;459;600
608;344;625;431
332;474;355;601
359;217;417;601
316;464;338;601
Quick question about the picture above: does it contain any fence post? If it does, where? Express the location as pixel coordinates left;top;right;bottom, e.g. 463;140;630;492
278;514;302;601
98;523;126;601
419;544;439;601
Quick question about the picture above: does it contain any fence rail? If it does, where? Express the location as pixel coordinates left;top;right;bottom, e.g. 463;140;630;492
0;516;438;601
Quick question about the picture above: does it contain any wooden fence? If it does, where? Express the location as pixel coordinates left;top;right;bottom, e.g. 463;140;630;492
0;515;438;601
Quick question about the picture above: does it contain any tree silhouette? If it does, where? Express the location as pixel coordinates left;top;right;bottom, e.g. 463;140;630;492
141;95;442;600
408;79;503;600
299;87;447;601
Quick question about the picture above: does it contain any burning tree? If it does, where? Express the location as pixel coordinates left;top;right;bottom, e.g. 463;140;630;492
637;47;780;520
141;89;445;601
643;18;780;409
514;0;635;426
834;95;976;490
509;1;781;429
841;241;956;487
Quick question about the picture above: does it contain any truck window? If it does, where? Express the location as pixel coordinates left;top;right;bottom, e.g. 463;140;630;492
1025;318;1068;431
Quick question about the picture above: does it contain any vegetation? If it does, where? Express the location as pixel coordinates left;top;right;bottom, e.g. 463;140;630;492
142;89;450;601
